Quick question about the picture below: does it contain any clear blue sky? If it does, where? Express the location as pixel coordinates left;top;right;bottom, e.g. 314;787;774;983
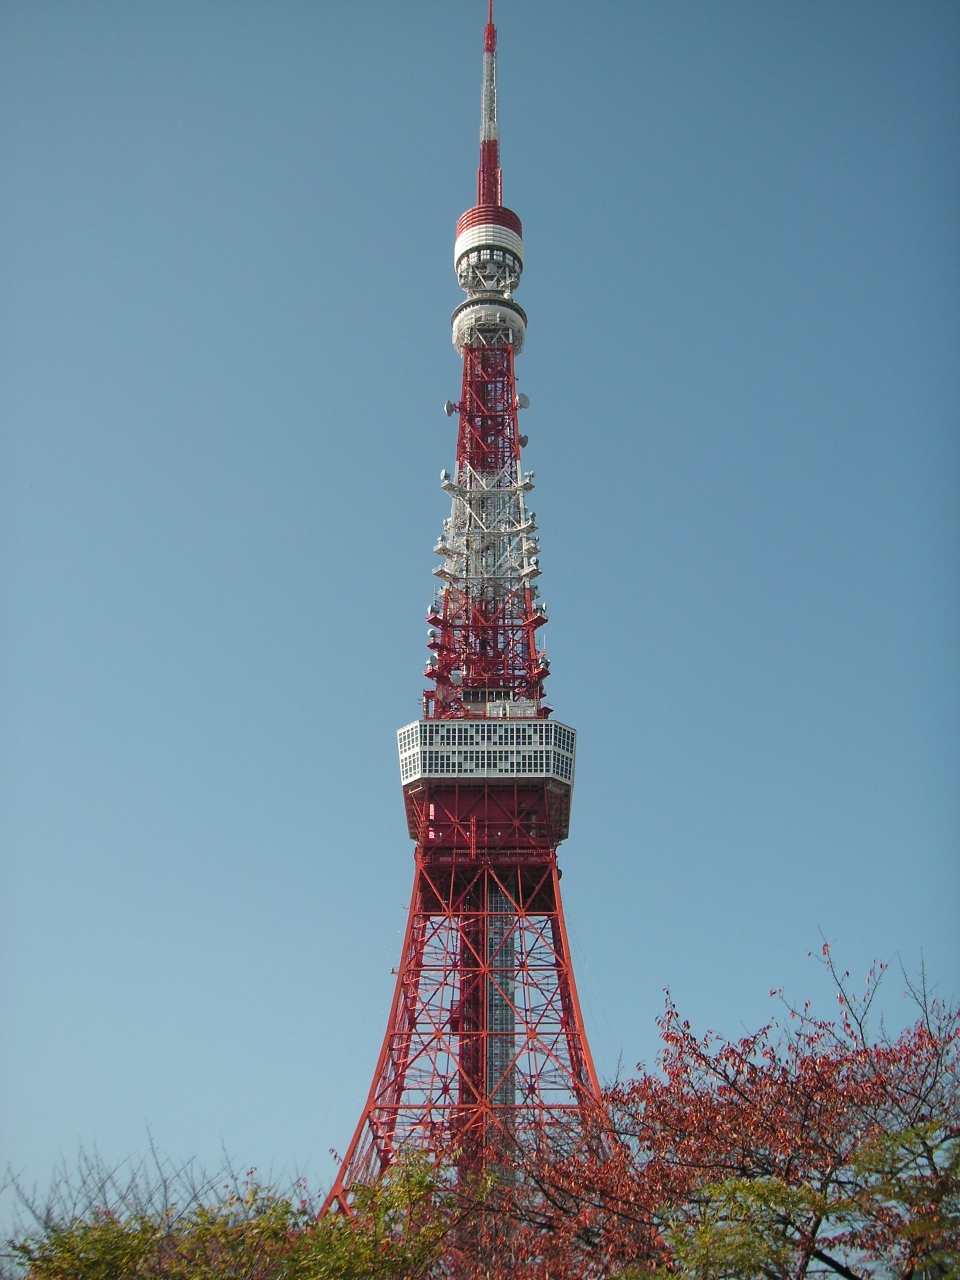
2;0;958;1203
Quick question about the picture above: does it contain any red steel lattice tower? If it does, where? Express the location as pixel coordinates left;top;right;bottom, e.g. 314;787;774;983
326;4;599;1209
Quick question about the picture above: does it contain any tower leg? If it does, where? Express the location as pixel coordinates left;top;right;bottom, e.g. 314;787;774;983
326;850;599;1209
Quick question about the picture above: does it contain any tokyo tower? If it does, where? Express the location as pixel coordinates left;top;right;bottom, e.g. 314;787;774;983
325;3;599;1210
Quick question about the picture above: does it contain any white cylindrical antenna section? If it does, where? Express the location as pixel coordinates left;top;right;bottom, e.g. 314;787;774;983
481;49;498;143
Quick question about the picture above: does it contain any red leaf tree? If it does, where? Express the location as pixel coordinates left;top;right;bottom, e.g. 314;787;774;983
476;956;959;1279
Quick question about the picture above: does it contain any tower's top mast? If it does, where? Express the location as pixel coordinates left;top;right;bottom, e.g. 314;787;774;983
426;2;545;718
452;1;524;352
478;0;501;206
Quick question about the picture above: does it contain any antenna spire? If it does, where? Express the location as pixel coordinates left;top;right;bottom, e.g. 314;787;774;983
478;0;501;205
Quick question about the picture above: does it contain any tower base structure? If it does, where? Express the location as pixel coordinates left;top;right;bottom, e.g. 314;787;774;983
325;781;599;1210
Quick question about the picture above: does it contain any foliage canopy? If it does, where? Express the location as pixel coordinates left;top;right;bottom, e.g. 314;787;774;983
6;957;958;1280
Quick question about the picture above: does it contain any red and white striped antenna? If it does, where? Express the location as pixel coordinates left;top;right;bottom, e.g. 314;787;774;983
478;0;501;205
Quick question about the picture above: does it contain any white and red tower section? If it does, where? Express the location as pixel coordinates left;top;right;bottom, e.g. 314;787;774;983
326;5;599;1208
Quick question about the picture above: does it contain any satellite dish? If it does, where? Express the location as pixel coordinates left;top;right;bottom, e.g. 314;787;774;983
519;434;529;449
516;392;530;409
444;400;457;417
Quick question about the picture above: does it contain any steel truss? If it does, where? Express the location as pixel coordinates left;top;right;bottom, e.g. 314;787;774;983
426;343;547;714
325;826;599;1209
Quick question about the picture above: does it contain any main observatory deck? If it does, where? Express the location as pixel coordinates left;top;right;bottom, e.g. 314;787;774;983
397;716;576;785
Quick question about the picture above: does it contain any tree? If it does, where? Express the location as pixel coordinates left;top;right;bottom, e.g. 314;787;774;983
4;1151;456;1280
524;953;959;1279
7;958;956;1279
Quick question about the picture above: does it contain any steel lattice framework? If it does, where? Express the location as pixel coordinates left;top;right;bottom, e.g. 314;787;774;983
325;2;599;1211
